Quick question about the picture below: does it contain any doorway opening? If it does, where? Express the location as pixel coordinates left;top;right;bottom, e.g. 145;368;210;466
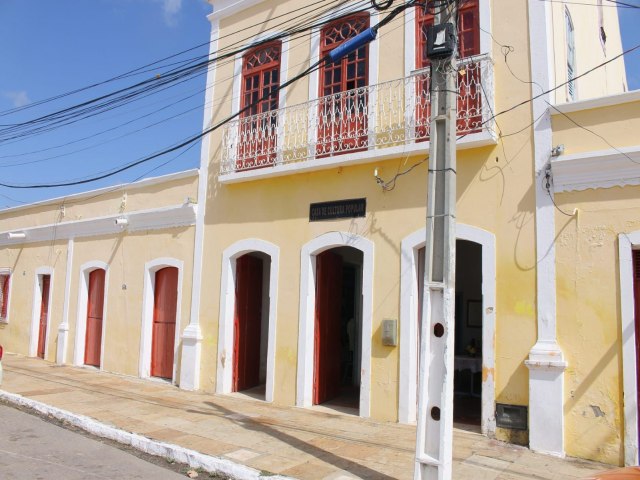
84;269;106;368
313;247;363;414
454;240;483;427
417;240;482;428
37;274;51;359
150;266;178;380
233;252;271;400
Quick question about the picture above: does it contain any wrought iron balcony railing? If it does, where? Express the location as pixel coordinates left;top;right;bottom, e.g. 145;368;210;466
220;54;494;174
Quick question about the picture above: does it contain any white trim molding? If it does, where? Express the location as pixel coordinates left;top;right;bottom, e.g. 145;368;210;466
0;203;197;247
551;89;640;115
296;231;374;418
29;267;55;359
398;225;496;436
73;261;110;369
551;145;640;192
139;258;184;384
216;239;280;403
56;238;74;365
619;231;640;466
207;0;265;22
180;15;220;392
526;0;567;458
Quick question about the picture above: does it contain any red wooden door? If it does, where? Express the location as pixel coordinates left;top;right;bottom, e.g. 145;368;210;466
151;267;178;379
37;275;51;359
313;251;343;405
317;14;369;156
84;269;106;367
415;1;480;137
0;274;9;319
237;42;281;171
233;255;264;391
633;251;640;439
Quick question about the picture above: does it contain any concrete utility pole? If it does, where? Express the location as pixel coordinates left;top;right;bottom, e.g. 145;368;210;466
414;1;458;479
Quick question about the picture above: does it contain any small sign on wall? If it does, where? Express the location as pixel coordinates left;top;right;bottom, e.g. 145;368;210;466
309;198;366;222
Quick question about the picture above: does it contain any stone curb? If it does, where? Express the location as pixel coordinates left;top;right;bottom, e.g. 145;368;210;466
0;389;297;480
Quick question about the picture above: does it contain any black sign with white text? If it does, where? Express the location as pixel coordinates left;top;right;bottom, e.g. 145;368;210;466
309;198;366;222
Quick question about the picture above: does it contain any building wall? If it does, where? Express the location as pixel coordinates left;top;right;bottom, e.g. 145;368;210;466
0;171;198;381
551;97;640;464
550;1;627;104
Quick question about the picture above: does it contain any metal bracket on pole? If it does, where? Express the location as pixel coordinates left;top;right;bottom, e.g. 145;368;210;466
414;2;458;479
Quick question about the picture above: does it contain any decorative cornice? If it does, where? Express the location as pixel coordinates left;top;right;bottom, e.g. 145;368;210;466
551;90;640;115
551;145;640;192
207;0;265;22
0;203;197;247
0;169;198;215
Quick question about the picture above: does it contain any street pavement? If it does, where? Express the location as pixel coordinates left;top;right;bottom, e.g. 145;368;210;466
0;403;186;479
0;353;617;479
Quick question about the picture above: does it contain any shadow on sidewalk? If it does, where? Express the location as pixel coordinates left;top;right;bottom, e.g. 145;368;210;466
190;401;398;479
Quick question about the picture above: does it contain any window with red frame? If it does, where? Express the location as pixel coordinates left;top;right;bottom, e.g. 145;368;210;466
237;42;282;170
0;272;10;321
415;1;481;138
316;13;370;156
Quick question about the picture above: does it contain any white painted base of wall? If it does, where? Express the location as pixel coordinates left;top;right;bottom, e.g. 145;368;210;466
56;324;69;365
0;390;293;480
179;324;203;391
525;341;567;457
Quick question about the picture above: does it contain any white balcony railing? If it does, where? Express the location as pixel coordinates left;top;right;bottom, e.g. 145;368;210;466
221;54;494;174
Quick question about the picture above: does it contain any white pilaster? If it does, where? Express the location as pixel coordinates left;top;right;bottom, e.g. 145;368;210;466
179;16;220;391
56;238;74;365
525;0;567;457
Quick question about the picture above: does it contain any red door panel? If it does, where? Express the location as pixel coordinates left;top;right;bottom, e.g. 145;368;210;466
37;275;51;359
237;43;281;170
313;251;343;405
84;269;106;367
233;255;264;392
633;251;640;439
317;14;369;156
414;1;480;138
151;267;178;379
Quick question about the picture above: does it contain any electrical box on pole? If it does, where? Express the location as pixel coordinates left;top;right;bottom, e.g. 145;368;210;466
414;1;458;479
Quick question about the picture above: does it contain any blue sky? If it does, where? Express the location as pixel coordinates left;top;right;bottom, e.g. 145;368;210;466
0;1;638;208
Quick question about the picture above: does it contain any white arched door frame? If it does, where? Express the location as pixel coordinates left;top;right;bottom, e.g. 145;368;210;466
216;239;280;403
73;261;109;368
398;224;496;436
139;257;184;383
296;231;374;418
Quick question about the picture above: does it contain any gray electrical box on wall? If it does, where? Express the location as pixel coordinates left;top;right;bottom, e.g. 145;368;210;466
381;319;397;346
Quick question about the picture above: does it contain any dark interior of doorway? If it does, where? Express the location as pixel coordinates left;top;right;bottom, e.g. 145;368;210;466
315;247;363;414
453;240;482;428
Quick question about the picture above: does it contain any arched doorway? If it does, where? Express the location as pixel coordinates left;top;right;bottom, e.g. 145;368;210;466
84;269;106;367
313;247;363;412
217;239;280;402
398;225;496;435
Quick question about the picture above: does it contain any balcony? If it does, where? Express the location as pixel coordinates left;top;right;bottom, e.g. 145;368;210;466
220;54;494;179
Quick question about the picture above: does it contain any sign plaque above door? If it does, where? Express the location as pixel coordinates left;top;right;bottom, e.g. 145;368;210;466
309;198;366;222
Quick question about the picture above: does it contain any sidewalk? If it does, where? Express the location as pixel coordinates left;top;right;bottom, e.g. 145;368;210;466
0;354;610;480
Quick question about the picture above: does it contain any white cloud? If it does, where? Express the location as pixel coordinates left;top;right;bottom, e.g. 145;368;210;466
3;91;30;108
161;0;182;26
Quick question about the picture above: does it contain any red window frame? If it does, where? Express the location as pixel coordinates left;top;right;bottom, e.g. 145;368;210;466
415;1;481;138
0;273;10;320
316;13;370;156
237;41;282;170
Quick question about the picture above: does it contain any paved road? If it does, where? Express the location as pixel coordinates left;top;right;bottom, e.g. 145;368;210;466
0;404;186;479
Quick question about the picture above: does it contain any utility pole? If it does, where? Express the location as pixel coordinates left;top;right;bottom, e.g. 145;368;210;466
414;1;458;479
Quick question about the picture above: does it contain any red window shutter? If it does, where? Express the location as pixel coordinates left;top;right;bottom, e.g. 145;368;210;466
241;42;282;116
0;274;9;319
415;0;479;67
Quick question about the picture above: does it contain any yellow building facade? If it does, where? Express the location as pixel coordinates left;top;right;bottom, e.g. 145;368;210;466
0;0;636;469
